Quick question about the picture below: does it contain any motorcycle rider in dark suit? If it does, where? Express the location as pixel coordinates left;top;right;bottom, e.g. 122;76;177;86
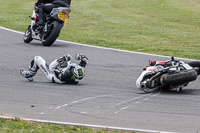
34;0;71;29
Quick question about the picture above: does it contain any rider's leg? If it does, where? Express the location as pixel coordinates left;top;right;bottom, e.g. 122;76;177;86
37;6;44;25
35;3;62;29
37;4;56;24
20;56;55;82
20;57;39;81
33;56;55;82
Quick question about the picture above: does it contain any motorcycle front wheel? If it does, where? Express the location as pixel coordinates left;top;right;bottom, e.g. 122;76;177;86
41;21;63;46
23;25;33;43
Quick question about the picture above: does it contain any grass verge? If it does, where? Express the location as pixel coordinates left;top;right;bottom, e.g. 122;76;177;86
0;118;136;133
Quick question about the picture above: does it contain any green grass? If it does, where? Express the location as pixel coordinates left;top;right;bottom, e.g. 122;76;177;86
0;118;135;133
0;0;200;59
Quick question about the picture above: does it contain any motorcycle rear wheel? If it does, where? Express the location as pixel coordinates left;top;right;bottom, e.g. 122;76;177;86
23;25;33;43
160;69;197;86
188;61;200;67
42;21;63;46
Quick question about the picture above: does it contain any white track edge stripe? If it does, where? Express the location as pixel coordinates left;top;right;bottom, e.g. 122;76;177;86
0;116;175;133
0;26;198;61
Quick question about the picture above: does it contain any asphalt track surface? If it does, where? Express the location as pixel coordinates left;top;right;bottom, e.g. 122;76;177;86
0;27;200;133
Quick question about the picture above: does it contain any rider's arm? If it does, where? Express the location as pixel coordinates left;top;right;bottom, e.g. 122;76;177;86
49;59;60;71
79;60;87;68
49;54;72;71
75;53;88;68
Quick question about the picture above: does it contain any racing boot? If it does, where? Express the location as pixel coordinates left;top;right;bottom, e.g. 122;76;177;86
33;23;42;32
32;19;43;32
20;69;37;81
20;59;39;81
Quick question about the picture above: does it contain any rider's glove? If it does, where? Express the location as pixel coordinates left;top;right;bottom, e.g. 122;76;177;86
57;54;72;64
63;54;72;62
75;53;88;64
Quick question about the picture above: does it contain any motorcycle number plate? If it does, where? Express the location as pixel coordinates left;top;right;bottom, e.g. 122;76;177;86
58;11;68;22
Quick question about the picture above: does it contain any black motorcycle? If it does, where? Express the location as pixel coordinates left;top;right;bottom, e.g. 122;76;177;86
23;4;70;46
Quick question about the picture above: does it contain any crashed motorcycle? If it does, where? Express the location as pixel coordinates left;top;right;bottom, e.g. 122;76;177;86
23;4;70;46
136;57;200;93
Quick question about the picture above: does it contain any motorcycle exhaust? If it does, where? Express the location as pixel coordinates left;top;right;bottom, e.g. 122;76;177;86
140;81;147;89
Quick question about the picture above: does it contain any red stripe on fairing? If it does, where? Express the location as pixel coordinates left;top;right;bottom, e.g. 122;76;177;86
156;61;166;65
33;6;37;24
33;16;37;24
146;66;155;72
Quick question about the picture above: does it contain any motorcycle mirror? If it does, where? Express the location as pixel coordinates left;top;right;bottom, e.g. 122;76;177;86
171;57;174;61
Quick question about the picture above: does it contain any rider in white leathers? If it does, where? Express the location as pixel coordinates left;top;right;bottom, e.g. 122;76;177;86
20;53;88;84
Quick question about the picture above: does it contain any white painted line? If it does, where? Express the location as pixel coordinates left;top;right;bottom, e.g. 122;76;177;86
140;92;160;103
61;104;68;107
0;26;197;61
40;112;44;115
112;93;151;108
0;26;24;34
144;98;149;100
56;106;62;109
55;93;120;109
80;112;87;114
115;106;129;114
150;92;161;98
0;115;176;133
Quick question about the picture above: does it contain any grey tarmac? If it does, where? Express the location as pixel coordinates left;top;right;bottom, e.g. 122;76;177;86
0;27;200;133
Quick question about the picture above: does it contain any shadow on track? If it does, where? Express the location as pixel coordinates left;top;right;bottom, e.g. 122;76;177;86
161;89;200;95
25;41;69;48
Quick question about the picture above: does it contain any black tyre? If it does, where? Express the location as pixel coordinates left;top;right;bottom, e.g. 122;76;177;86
23;25;33;43
160;69;198;86
188;61;200;67
41;21;63;46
